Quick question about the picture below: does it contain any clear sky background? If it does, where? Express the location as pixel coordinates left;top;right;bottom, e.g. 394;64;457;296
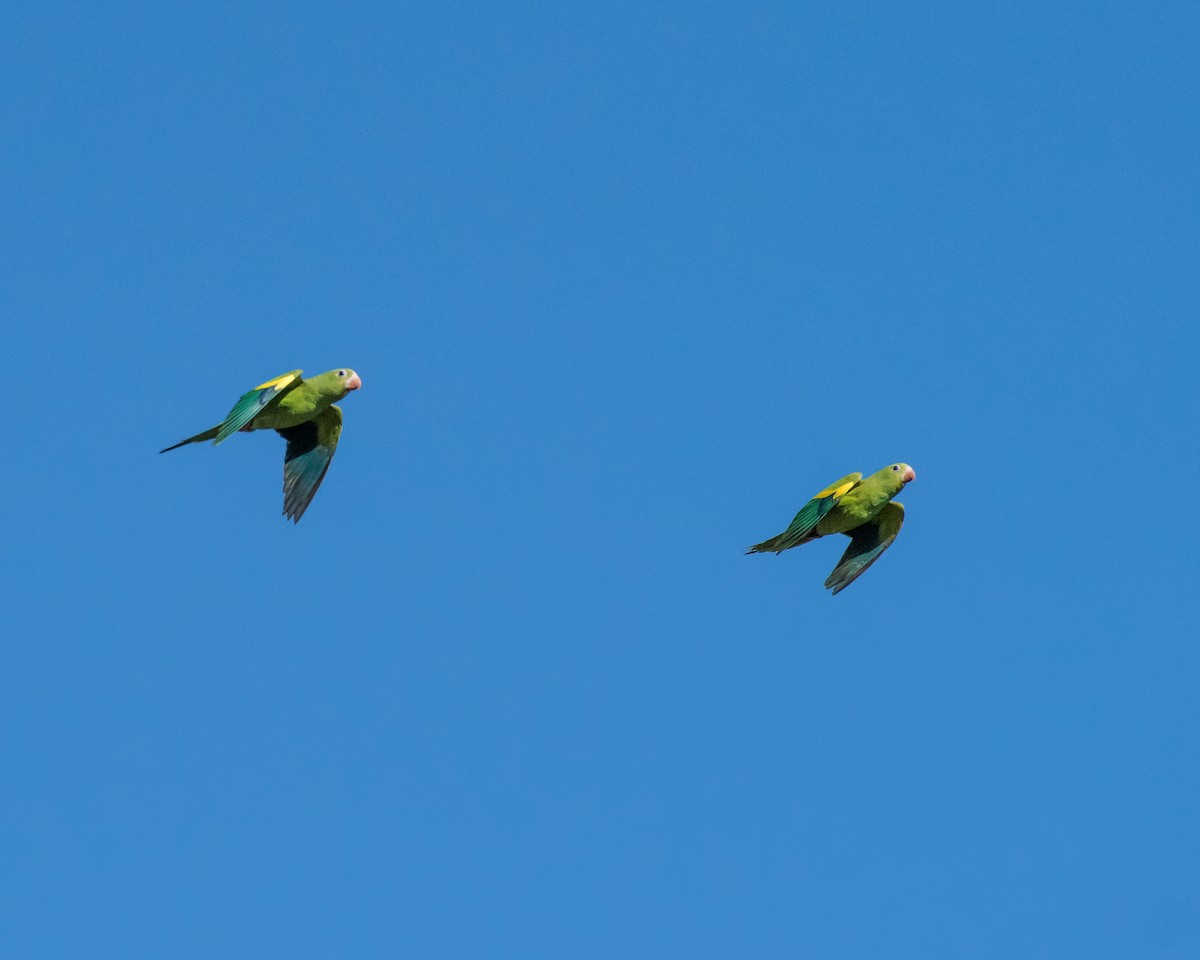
3;1;1199;956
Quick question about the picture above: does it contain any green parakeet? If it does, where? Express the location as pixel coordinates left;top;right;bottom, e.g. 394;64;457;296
747;463;916;594
161;368;362;523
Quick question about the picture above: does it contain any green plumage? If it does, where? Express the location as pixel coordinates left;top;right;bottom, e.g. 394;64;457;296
161;367;362;523
748;463;915;594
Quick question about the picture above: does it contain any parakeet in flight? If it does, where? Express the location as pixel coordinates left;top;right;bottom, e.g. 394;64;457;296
160;368;362;523
747;463;916;594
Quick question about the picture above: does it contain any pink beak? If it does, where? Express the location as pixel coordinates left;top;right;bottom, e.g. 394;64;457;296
346;373;362;391
903;466;916;483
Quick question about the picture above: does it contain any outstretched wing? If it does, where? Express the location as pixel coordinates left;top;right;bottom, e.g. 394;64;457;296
825;501;905;595
212;370;303;445
277;405;343;523
747;472;862;554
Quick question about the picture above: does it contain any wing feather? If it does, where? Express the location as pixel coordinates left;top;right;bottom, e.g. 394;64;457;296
824;501;905;595
277;405;343;523
747;472;863;554
212;370;303;445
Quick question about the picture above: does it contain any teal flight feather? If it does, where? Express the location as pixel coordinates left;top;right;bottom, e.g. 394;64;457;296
279;406;343;523
824;502;905;595
212;370;302;445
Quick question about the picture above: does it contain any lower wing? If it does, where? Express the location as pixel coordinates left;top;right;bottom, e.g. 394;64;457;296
277;405;343;523
824;501;905;595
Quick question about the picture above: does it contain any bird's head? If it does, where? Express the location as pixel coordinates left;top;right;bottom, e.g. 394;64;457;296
878;462;916;492
313;368;363;397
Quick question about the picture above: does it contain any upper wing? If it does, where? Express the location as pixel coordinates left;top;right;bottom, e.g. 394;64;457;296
824;501;905;595
212;370;303;445
277;405;343;523
747;472;862;554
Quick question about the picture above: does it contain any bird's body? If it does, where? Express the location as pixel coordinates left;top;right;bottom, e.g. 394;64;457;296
748;463;915;594
248;379;342;430
812;470;906;536
160;368;362;522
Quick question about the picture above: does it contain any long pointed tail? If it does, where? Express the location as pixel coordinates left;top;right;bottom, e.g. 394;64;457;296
746;535;783;555
745;531;820;555
160;425;221;453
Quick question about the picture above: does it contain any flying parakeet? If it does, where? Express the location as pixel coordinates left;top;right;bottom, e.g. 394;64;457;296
160;368;362;523
747;463;916;594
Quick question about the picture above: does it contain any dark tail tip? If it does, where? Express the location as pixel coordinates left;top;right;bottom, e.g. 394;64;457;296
160;425;221;453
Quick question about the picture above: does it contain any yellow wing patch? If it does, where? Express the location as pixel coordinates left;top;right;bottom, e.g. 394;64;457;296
813;472;862;500
255;370;302;391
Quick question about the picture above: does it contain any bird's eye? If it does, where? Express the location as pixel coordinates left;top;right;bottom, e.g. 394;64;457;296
338;370;346;377
892;465;899;471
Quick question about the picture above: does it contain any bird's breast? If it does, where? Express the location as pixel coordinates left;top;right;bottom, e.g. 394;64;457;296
817;485;891;534
254;393;325;430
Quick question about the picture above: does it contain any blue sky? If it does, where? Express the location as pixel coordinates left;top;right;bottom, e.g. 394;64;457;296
3;1;1199;956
